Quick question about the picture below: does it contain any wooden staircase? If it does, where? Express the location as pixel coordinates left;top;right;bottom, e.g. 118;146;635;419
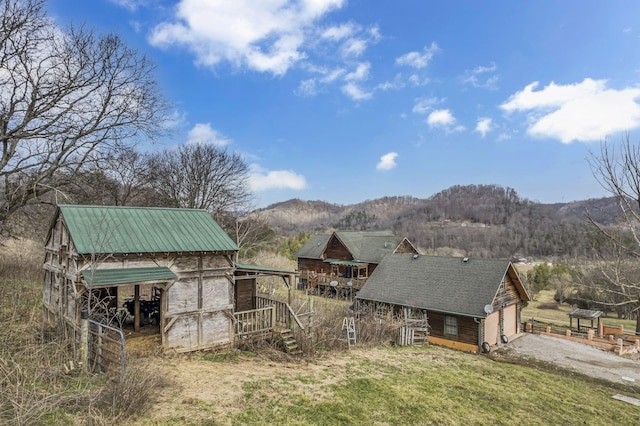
280;329;302;356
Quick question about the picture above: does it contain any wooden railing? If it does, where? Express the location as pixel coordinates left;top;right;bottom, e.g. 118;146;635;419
233;306;275;338
256;296;311;334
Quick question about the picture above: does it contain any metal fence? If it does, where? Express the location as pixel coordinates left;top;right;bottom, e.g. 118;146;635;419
88;319;125;382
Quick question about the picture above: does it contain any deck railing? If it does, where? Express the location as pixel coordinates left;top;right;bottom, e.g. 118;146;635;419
233;306;275;338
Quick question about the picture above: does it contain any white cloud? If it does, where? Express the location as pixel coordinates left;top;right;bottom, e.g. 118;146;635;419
475;117;493;138
341;82;372;100
321;22;356;40
376;152;398;171
109;0;147;11
500;78;640;143
463;62;498;89
341;38;367;57
344;62;370;81
187;123;231;146
376;74;405;91
408;74;430;87
395;42;440;69
427;109;455;127
149;0;345;75
412;97;440;114
249;165;307;191
296;79;318;96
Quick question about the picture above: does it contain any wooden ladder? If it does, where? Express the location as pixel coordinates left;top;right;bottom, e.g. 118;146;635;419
280;329;302;355
342;317;356;348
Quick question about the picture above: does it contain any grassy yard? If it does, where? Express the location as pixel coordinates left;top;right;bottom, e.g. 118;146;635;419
142;345;640;425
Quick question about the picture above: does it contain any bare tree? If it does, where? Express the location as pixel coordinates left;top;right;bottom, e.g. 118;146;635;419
218;209;274;262
68;147;156;207
146;144;252;219
587;135;640;335
0;0;168;235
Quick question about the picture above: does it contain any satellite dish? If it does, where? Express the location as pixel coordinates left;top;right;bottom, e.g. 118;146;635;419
330;280;338;287
347;281;353;287
484;304;494;314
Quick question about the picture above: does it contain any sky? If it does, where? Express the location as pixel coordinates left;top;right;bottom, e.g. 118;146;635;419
46;0;640;207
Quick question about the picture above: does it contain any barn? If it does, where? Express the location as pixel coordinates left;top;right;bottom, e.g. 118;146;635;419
43;205;240;353
355;254;530;352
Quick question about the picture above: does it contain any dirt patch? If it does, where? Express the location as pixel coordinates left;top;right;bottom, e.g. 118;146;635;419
503;333;640;386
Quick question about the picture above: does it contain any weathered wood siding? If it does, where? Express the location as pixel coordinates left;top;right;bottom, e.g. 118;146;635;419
394;239;418;254
491;272;520;309
324;236;353;260
297;258;328;274
428;311;478;346
235;274;256;312
163;253;233;352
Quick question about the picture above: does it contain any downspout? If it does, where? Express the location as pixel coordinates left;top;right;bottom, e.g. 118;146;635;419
474;317;483;353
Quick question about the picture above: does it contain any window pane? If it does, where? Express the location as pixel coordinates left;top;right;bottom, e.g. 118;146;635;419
444;316;458;336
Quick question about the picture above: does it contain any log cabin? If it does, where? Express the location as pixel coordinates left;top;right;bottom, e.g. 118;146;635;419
43;205;240;353
295;230;418;298
355;254;530;352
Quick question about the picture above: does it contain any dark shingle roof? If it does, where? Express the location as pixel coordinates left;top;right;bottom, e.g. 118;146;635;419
295;230;400;263
356;254;518;318
56;205;239;254
295;234;331;259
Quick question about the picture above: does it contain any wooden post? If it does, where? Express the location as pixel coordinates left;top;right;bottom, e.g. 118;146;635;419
308;296;314;338
598;322;603;338
566;329;571;337
271;306;276;331
134;284;140;332
546;326;551;335
80;309;89;373
587;329;594;341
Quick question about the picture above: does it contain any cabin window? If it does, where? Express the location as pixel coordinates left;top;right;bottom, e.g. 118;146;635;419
444;316;458;336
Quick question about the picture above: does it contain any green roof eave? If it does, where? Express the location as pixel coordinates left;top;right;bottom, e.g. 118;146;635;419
81;267;177;287
235;263;298;275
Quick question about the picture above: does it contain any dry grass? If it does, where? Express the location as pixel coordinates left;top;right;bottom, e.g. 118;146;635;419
0;238;168;425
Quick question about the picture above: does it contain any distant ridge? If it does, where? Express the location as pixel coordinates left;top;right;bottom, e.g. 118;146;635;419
256;184;619;260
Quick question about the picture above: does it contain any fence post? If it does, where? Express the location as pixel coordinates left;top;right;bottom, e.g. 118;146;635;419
80;309;89;373
271;306;276;331
598;322;603;338
546;326;551;335
565;329;571;337
308;296;314;338
587;329;594;341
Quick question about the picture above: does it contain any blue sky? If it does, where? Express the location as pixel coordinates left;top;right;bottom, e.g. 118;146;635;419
47;0;640;207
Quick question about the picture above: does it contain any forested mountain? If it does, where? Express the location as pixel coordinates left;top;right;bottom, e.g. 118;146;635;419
258;184;618;261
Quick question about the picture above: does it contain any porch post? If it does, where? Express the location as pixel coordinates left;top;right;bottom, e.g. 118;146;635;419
134;284;140;332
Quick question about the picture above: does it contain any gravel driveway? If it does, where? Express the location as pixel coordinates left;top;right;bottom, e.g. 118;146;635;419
505;333;640;386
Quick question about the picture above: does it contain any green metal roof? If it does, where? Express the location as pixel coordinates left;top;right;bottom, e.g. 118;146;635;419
81;267;177;286
57;205;239;254
235;263;298;275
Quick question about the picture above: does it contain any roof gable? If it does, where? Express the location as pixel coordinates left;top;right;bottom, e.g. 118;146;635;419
55;205;239;255
296;230;403;263
356;254;525;318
